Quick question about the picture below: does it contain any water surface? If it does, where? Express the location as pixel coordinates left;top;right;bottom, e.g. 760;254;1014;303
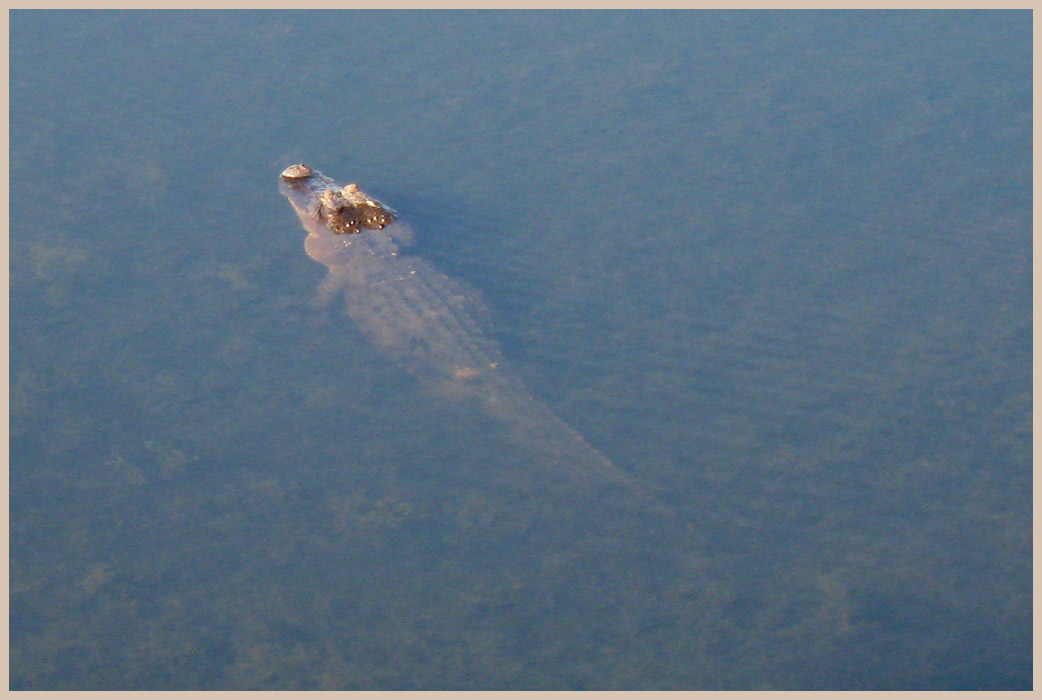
9;10;1031;690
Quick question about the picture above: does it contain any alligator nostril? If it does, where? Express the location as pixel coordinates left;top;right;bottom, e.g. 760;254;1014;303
280;163;312;179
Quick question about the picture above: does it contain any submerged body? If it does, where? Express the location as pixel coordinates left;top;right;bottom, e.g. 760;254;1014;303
279;164;665;513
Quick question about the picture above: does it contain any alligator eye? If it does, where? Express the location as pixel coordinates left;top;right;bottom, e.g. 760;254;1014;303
281;163;313;179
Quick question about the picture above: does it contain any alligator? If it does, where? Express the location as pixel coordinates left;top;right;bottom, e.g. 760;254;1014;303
279;164;669;515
